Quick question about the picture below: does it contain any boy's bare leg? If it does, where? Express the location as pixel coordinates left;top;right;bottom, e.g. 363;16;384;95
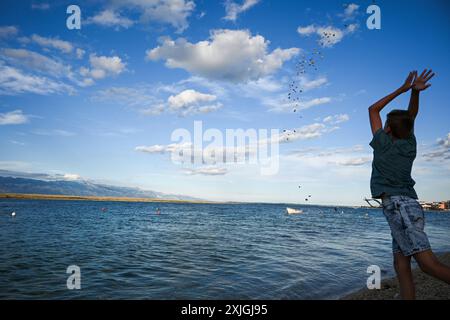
394;252;415;299
413;250;450;284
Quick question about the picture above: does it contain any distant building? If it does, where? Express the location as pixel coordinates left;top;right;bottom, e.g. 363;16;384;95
420;203;433;210
438;201;450;210
419;200;450;211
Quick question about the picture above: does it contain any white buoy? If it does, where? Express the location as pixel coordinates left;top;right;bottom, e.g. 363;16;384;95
11;212;16;217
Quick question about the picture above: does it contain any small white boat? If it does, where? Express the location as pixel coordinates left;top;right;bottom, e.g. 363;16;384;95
11;212;16;217
286;207;303;215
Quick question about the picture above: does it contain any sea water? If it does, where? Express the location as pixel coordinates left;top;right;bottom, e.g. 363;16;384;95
0;199;449;299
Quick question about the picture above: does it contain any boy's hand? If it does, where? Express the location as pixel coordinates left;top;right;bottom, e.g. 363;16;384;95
398;71;416;93
413;69;435;91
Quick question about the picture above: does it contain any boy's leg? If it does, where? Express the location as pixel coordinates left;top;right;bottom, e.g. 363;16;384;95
393;252;415;300
413;249;450;284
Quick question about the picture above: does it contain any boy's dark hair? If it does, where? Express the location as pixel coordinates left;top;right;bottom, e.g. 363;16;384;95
386;110;414;139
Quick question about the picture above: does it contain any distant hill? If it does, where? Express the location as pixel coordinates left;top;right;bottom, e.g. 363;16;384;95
0;171;200;201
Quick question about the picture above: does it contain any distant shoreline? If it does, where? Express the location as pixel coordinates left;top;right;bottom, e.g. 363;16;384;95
1;193;448;211
0;193;367;207
0;193;222;204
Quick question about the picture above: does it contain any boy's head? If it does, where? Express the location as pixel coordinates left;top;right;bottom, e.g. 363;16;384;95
384;110;414;139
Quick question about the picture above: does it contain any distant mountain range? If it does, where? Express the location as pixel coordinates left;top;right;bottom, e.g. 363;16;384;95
0;170;200;201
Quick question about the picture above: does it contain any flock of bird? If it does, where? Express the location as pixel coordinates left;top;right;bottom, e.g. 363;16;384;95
287;49;324;116
284;25;352;203
286;38;333;203
284;18;358;203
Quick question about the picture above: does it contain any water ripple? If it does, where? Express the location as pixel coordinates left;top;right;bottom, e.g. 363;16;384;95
0;200;449;299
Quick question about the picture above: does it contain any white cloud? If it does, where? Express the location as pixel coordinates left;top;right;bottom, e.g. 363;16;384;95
177;76;229;98
138;0;195;32
76;48;85;59
160;89;222;116
80;54;127;82
94;85;160;107
286;145;372;170
0;48;71;78
10;140;25;146
297;24;357;47
94;85;168;115
0;26;19;38
134;121;343;177
0;161;32;171
267;96;331;113
136;121;335;156
346;24;358;33
323;114;350;124
224;0;260;21
437;133;450;148
135;142;192;154
0;110;29;125
234;74;328;114
290;145;365;158
299;76;328;91
30;34;74;54
167;89;222;115
297;25;316;36
423;133;450;162
316;26;344;47
184;167;228;176
135;145;166;153
194;104;223;114
423;149;450;161
343;3;359;20
88;9;134;29
90;54;126;76
168;89;216;108
0;49;91;89
134;121;347;173
31;3;50;10
94;84;222;116
147;29;299;82
243;77;283;93
275;123;329;142
336;157;371;166
32;129;76;137
0;63;75;95
106;0;195;33
300;97;331;109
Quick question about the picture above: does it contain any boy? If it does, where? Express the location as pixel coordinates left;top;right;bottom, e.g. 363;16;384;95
368;69;450;299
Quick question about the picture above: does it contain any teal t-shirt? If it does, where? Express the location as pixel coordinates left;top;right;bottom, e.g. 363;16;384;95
369;128;418;199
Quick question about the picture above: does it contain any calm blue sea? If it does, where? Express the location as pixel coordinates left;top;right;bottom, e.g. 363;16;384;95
0;199;449;300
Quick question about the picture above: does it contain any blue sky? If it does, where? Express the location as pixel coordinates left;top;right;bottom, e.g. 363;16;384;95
0;0;449;205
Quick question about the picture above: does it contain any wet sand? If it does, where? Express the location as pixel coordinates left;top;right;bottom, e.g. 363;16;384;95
342;252;450;300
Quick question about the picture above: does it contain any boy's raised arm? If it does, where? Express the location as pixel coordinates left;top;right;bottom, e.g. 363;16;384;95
368;72;416;135
408;69;435;120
